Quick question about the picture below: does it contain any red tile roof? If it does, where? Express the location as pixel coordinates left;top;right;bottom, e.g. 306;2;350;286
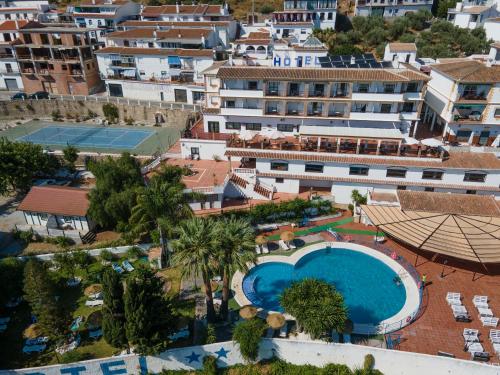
119;20;230;27
141;4;222;17
0;20;28;31
95;46;213;57
18;186;90;216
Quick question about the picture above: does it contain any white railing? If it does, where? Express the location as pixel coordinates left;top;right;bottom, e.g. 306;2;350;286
232;167;256;175
140;151;183;174
257;179;275;193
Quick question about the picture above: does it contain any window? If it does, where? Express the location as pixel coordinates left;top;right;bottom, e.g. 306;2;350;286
245;123;261;131
88;19;93;25
277;124;295;132
5;63;12;73
275;178;284;183
305;164;324;173
466;190;476;195
225;100;235;108
23;34;32;44
424;187;434;192
267;81;279;95
208;121;220;133
349;165;369;176
402;102;414;112
406;82;418;92
39;213;48;220
456;130;472;142
384;84;395;93
397;185;407;190
63;216;73;223
464;171;486;182
271;161;288;171
40;33;49;44
494;108;500;118
328;12;333;20
357;83;369;93
422;170;443;180
380;104;392;113
226;122;241;130
386;168;407;178
191;147;199;156
192;91;204;102
248;81;258;90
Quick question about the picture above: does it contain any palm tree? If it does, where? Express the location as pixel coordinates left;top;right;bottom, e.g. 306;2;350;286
172;217;220;322
217;217;256;320
130;165;193;266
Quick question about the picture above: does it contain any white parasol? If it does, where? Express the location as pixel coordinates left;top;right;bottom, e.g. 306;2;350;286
239;130;257;141
421;138;443;147
403;137;419;145
259;127;285;140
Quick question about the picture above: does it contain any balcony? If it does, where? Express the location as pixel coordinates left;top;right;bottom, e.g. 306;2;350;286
69;69;83;76
220;104;262;116
351;92;403;102
0;52;15;59
220;89;263;98
110;61;136;68
452;105;485;123
17;54;32;60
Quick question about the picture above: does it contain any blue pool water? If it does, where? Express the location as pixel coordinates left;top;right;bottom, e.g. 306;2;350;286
18;125;154;149
242;248;406;324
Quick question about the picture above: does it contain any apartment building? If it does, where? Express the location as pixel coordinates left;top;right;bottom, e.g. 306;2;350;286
69;0;140;41
14;22;102;94
179;64;500;204
484;16;500;41
447;1;498;30
95;46;212;102
355;0;433;17
272;0;337;31
140;3;232;22
423;49;500;146
0;19;27;90
0;0;50;21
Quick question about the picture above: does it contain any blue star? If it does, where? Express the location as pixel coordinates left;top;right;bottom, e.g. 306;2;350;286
185;351;201;363
214;347;230;359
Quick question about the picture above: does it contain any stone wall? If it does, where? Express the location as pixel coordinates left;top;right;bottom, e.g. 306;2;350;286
0;99;197;126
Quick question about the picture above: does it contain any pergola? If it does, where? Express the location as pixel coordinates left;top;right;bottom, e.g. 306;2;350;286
361;191;500;272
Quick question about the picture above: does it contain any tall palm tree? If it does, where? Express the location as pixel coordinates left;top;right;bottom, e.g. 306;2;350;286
172;217;220;322
217;217;256;320
130;166;194;266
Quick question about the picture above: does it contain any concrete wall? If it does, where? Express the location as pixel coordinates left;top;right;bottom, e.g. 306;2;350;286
0;98;194;126
1;339;497;375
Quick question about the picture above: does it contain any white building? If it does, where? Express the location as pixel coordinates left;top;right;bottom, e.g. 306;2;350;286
447;1;498;30
484;16;500;41
423;46;500;146
95;46;213;103
140;3;232;22
383;43;417;67
272;36;328;68
272;0;337;30
0;19;27;90
69;0;140;42
355;0;433;17
0;0;50;21
172;64;500;205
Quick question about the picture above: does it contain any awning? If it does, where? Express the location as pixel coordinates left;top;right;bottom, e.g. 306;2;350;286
168;56;181;65
122;69;136;77
299;125;403;140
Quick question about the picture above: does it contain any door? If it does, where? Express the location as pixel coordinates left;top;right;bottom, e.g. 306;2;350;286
479;131;490;145
174;89;187;103
4;78;18;90
108;83;123;97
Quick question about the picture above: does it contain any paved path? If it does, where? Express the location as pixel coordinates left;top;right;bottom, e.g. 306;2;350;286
0;195;25;256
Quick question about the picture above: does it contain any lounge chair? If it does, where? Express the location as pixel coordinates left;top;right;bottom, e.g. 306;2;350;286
452;305;467;314
279;323;288;338
22;344;46;354
122;260;134;272
374;235;385;243
467;342;484;353
279;240;290;251
490;329;500;344
289;240;296;250
455;314;472;323
327;228;341;241
85;299;103;307
89;292;102;300
481;317;499;327
471;351;490;361
255;245;261;254
478;307;494;318
112;263;124;274
472;296;488;308
446;292;461;305
262;244;269;254
463;328;479;342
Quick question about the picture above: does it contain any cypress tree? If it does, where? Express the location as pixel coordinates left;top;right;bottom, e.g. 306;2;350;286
124;268;173;354
102;268;126;348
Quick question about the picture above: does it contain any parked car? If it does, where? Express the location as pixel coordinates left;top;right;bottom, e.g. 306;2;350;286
11;92;27;100
29;91;49;100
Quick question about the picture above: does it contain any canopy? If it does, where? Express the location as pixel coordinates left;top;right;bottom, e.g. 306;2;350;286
280;231;295;241
404;137;419;145
260;127;285;140
361;191;500;265
300;125;403;140
239;130;257;141
421;138;443;147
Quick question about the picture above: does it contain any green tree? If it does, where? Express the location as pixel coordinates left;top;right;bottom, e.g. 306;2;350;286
102;268;127;348
280;279;347;339
217;217;256;320
23;259;69;339
172;217;219;322
62;145;79;171
351;189;367;205
53;252;77;279
72;250;92;276
436;0;458;18
87;153;143;229
0;258;24;307
124;268;173;354
232;318;267;362
0;138;59;195
130;165;194;265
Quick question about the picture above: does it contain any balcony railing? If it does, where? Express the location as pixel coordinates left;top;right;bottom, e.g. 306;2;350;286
458;92;488;101
111;61;136;68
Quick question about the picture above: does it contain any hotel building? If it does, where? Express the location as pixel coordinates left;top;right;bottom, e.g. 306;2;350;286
0;19;27;90
272;0;337;31
355;0;433;17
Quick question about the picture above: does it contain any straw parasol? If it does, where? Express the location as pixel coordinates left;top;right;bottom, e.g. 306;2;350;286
280;231;295;244
266;313;286;329
255;235;267;245
23;324;42;339
239;305;258;320
84;284;102;296
86;310;103;329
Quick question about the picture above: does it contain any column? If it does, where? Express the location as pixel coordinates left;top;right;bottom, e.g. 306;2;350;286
397;140;402;156
336;137;341;153
356;138;361;154
376;140;381;155
430;112;437;131
317;137;321;151
412;120;419;137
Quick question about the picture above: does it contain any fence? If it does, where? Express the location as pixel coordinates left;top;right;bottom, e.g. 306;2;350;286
15;224;84;244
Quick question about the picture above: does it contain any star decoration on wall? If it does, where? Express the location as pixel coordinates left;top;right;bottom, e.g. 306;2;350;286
185;351;201;363
214;347;231;359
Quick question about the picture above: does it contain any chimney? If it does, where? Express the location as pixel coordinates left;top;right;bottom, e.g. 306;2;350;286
176;1;180;13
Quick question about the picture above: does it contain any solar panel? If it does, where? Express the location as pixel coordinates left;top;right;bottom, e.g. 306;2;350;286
363;53;375;60
358;62;370;68
318;56;331;64
331;55;342;62
322;54;389;69
339;55;351;61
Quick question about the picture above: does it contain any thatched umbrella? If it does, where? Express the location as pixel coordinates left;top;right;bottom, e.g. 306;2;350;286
84;284;102;296
23;324;42;339
343;319;354;334
266;313;286;329
280;231;295;245
86;311;103;329
239;305;258;320
256;235;267;252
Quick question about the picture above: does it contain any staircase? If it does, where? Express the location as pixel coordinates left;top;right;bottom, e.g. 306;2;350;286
227;169;274;200
80;231;96;244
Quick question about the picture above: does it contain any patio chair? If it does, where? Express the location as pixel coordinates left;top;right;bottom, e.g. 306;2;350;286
262;244;269;254
455;313;472;323
471;351;490;362
478;307;494;318
255;245;261;254
467;342;484;353
481;317;499;327
122;260;134;272
446;292;461;305
473;295;489;308
463;328;479;342
490;329;500;344
279;240;290;251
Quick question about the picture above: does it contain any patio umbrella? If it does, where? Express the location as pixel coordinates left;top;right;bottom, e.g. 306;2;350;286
260;128;285;140
255;235;267;245
84;284;102;296
421;138;443;147
239;305;258;320
403;137;419;145
23;324;42;339
86;310;103;329
239;130;257;141
280;231;295;243
266;313;286;329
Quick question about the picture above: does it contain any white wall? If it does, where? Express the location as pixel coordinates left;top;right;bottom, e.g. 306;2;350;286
2;339;497;375
23;211;92;232
180;139;228;160
484;19;500;41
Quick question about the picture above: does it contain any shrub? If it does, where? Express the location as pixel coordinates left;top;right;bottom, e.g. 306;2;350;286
87;109;98;119
206;323;216;344
124;116;134;126
202;355;218;375
12;229;35;244
232;318;267;362
60;350;91;364
126;246;144;260
26;104;35;112
54;236;74;248
15;104;22;112
102;103;119;123
99;249;114;262
363;354;375;371
51;109;62;121
260;4;274;13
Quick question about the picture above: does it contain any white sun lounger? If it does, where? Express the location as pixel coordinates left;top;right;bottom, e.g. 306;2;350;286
467;342;484;353
23;344;46;354
493;343;500;354
289;241;296;250
255;245;261;254
473;295;488;306
85;299;103;307
262;244;269;254
478;307;494;318
490;330;500;343
279;240;290;251
446;292;462;305
464;328;479;342
482;317;499;327
452;305;468;314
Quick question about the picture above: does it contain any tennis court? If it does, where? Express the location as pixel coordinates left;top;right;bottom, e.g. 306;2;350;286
17;125;154;150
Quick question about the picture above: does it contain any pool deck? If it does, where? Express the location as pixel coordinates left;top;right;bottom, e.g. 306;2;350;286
232;241;421;335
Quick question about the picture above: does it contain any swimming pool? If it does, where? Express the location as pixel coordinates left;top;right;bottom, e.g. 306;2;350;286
238;243;420;330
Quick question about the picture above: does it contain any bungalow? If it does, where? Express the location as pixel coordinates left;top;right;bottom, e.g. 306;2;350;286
17;185;96;243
